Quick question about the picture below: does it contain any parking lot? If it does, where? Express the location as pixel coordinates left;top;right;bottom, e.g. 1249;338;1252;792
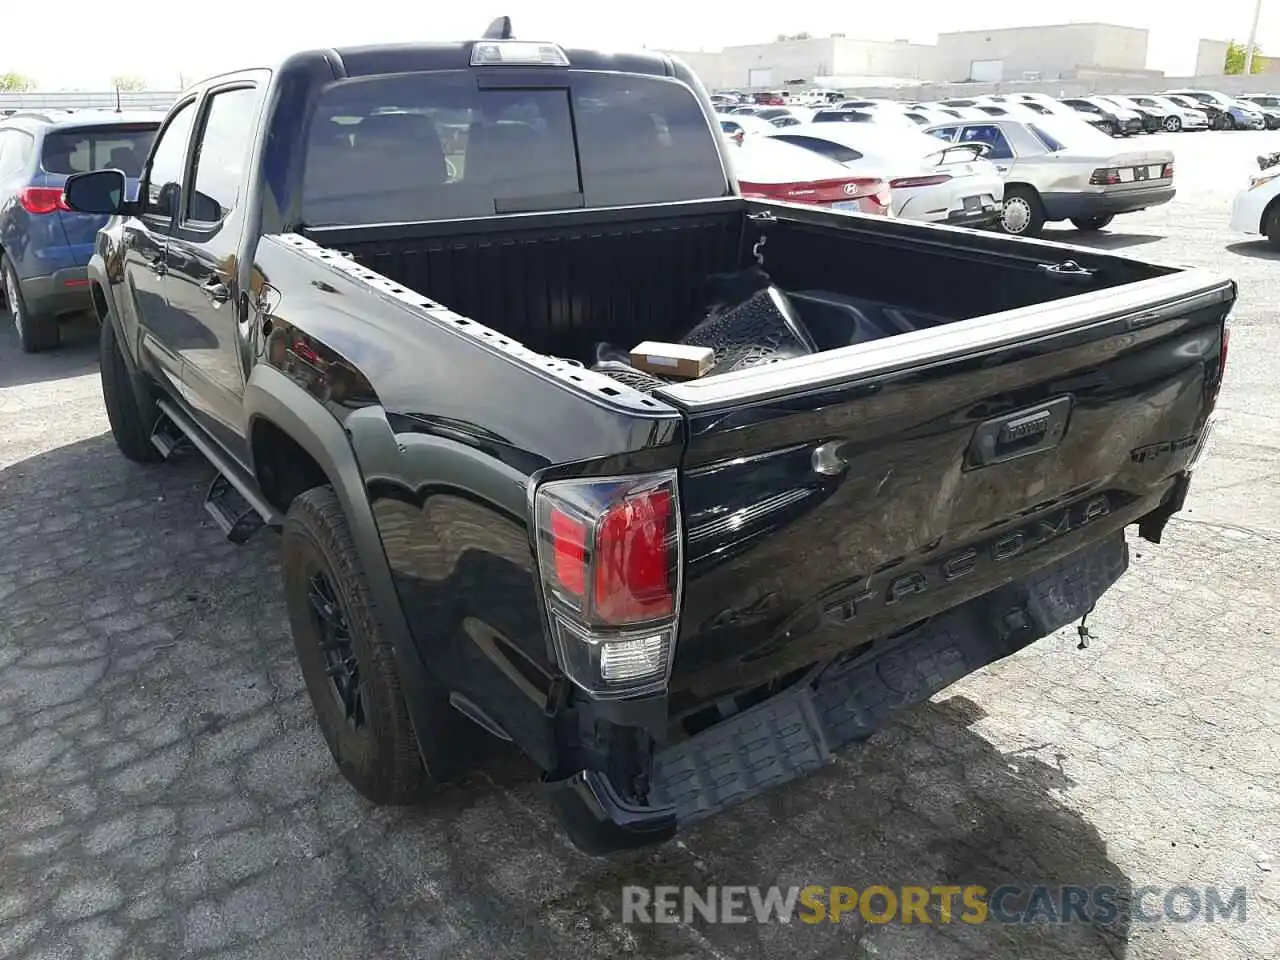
0;128;1277;960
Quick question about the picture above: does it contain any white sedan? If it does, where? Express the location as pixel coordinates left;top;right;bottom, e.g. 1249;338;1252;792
1229;155;1280;244
768;123;1004;226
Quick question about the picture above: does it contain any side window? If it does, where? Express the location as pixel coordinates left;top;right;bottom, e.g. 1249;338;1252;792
958;125;1013;160
187;86;260;224
0;131;34;179
928;126;959;142
146;100;198;220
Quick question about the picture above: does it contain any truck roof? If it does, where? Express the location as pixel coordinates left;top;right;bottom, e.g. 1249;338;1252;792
302;42;678;81
186;19;684;96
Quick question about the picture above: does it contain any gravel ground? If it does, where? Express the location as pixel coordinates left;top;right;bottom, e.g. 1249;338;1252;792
0;130;1276;960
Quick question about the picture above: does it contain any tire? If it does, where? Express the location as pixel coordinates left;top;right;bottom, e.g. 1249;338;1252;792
2;255;60;353
1223;113;1237;131
99;317;163;463
282;486;429;805
1163;115;1182;133
999;186;1045;237
1265;203;1280;246
1071;215;1115;232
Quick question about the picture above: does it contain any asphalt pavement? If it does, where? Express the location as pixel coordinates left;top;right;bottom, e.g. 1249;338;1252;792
0;129;1277;960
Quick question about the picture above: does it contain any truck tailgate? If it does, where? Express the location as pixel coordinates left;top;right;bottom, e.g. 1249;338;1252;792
658;270;1233;706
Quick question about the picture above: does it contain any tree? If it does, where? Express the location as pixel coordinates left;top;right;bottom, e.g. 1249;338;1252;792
111;74;146;92
0;72;36;92
1225;40;1267;75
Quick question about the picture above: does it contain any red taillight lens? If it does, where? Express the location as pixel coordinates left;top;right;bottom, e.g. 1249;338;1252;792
535;472;682;697
19;186;69;215
1089;168;1121;186
593;489;673;623
550;507;588;597
889;174;953;188
1162;162;1175;179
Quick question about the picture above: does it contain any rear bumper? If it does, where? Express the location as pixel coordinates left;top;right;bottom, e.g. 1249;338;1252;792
20;266;93;319
1042;186;1176;220
944;202;1003;227
546;533;1128;853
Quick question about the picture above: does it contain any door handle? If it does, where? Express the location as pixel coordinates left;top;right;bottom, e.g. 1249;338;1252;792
203;280;231;304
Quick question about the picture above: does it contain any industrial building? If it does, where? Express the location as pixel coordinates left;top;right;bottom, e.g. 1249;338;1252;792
666;35;938;90
667;22;1169;90
933;23;1155;82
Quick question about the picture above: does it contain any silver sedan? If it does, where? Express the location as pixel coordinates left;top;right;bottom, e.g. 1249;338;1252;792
924;115;1176;236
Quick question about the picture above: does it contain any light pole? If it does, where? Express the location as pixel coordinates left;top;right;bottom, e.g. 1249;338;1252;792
1244;0;1264;74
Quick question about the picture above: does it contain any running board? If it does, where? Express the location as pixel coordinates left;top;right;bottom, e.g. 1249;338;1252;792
153;398;285;543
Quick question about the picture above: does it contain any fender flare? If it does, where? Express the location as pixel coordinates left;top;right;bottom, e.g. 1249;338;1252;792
242;364;452;774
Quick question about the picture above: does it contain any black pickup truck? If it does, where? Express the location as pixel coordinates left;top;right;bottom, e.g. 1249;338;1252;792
64;21;1233;854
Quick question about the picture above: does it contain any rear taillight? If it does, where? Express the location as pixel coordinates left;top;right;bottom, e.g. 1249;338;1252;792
1162;162;1175;179
534;471;682;697
19;186;69;215
1089;168;1121;186
889;174;953;188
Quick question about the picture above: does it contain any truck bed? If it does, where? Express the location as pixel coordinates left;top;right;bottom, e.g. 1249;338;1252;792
300;196;1230;719
304;197;1172;367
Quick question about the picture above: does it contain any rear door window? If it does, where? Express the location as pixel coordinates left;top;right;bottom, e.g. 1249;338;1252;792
300;71;727;226
40;125;158;178
957;124;1014;160
770;134;862;164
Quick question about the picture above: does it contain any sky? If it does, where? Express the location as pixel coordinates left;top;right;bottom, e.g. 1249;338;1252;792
2;0;1277;90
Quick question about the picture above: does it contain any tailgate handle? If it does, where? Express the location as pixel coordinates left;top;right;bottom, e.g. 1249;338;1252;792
966;397;1073;469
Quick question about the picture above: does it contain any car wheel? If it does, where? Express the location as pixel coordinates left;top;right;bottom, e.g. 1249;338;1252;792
99;316;164;463
282;486;433;805
1;255;59;354
1265;203;1280;246
999;187;1045;237
1163;116;1182;132
1224;113;1237;130
1071;215;1115;232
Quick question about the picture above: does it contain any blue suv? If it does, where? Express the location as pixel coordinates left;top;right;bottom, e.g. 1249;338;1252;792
0;110;163;352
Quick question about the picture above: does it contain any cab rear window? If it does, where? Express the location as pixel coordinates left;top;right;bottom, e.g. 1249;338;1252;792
300;71;728;226
41;125;158;177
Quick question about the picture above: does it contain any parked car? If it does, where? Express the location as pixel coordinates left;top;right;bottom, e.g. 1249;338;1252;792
727;136;892;214
926;116;1175;235
1165;89;1265;129
768;123;1003;226
1060;97;1143;136
1230;97;1280;129
1094;95;1165;134
1229;152;1280;244
1125;94;1210;132
1161;94;1230;130
719;114;777;143
0;109;162;352
1238;94;1280;128
811;108;878;124
64;23;1230;855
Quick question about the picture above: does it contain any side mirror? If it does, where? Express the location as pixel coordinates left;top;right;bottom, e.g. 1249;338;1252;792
63;169;135;216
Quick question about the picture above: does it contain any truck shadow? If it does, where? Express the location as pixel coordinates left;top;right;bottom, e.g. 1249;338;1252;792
1053;230;1164;251
1224;239;1280;261
0;434;1131;960
0;313;101;389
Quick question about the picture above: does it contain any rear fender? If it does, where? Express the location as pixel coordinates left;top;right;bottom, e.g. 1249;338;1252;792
242;364;475;779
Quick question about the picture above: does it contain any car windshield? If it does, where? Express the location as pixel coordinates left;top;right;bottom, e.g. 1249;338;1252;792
1021;116;1116;152
797;125;970;162
728;137;851;183
300;71;727;225
40;124;158;178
